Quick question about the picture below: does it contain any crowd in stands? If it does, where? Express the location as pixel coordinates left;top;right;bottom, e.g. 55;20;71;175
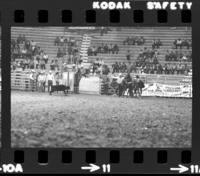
110;46;191;75
100;27;112;36
173;38;191;49
88;43;119;56
12;34;44;57
165;50;192;62
55;36;80;58
111;61;190;75
123;36;145;45
11;34;49;71
11;32;192;77
135;47;191;74
112;62;129;73
152;39;162;49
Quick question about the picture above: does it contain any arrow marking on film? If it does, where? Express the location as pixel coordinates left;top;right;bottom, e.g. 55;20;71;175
170;164;189;173
81;164;100;172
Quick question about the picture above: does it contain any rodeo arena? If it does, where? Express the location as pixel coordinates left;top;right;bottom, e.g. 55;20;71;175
11;27;192;148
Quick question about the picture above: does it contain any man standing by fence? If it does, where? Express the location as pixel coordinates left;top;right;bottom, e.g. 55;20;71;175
137;75;145;98
37;71;47;92
29;70;36;91
117;73;124;97
125;73;133;97
47;71;54;92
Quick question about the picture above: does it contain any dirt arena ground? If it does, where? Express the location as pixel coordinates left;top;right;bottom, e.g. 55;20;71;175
11;91;192;148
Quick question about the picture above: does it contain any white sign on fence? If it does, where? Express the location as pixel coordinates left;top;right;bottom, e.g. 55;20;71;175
79;76;100;94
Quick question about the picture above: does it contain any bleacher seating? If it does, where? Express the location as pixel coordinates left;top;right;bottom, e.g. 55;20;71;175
11;27;83;69
11;27;192;70
88;27;192;66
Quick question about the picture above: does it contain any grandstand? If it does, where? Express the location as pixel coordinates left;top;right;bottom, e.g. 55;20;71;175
11;27;83;69
11;27;192;70
89;27;191;66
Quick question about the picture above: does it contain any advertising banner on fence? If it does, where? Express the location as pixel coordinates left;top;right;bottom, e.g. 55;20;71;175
142;83;192;98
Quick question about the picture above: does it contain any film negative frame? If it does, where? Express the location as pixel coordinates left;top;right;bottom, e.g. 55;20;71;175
0;0;200;174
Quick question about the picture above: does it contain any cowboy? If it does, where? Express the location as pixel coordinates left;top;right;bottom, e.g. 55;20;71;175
37;71;46;92
116;73;124;97
134;75;143;98
47;70;54;92
137;75;145;97
41;71;47;92
125;73;133;97
29;70;36;91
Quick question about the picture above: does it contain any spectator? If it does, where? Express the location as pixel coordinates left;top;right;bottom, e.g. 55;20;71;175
187;39;192;49
108;44;113;53
174;38;182;49
137;36;145;45
47;71;54;92
181;54;188;62
112;44;119;54
57;48;63;58
54;59;59;71
43;53;49;64
104;44;109;53
152;39;162;49
50;60;55;70
126;50;131;61
121;62;127;73
157;64;163;74
17;34;25;44
40;59;46;70
99;58;104;66
182;39;191;49
54;36;60;46
60;36;65;46
123;37;131;45
33;57;38;69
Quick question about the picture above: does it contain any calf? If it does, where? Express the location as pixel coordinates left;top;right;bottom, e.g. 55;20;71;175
49;85;70;95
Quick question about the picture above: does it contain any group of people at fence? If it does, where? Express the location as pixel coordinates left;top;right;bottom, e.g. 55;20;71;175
13;66;145;98
28;68;81;93
101;73;145;98
116;73;145;98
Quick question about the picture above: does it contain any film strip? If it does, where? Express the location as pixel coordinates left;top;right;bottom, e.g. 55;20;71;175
0;0;200;174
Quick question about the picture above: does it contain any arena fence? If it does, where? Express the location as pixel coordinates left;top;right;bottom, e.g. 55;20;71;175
11;70;75;92
11;70;36;91
100;73;192;98
11;70;192;98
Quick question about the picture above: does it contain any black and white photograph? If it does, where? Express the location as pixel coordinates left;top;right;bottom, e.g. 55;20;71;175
11;27;192;148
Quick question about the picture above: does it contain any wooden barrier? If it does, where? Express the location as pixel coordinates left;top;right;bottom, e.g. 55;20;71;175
99;73;192;96
11;70;36;91
11;70;76;92
11;70;192;98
